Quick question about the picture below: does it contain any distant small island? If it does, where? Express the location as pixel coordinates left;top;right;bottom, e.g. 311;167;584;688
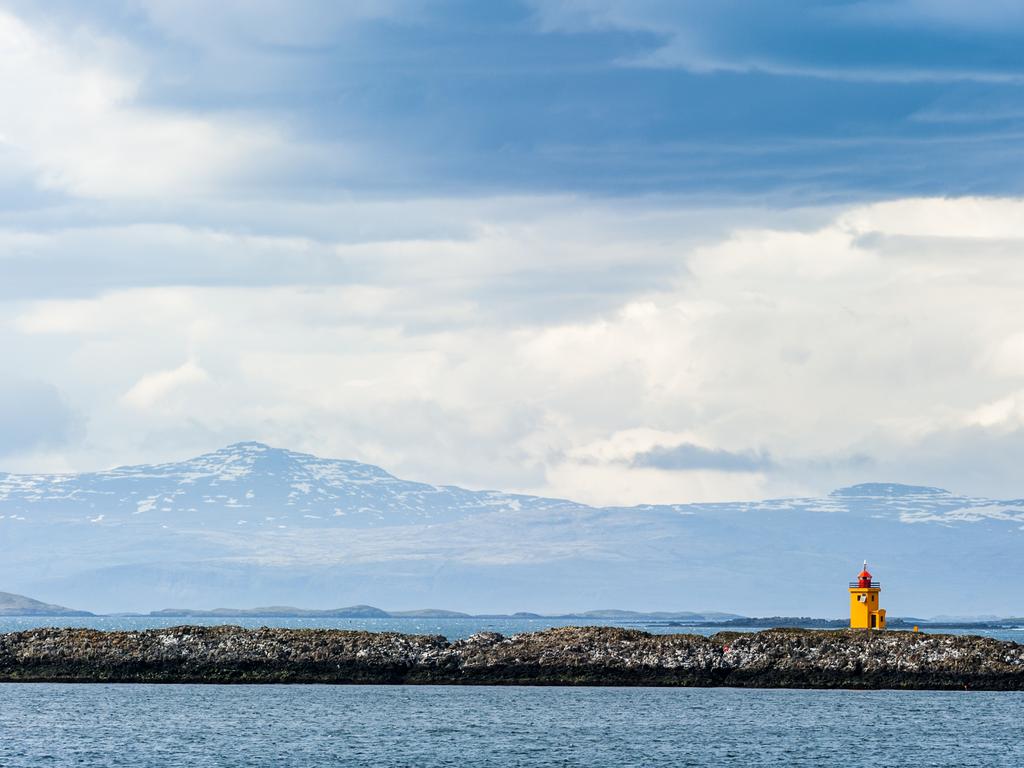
2;590;738;621
144;607;1024;630
2;626;1023;689
3;590;1022;630
144;604;743;621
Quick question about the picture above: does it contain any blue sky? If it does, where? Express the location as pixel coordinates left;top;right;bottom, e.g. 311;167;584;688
7;0;1024;204
3;1;1024;503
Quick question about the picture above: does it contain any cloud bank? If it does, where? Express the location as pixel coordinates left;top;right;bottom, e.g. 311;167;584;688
3;4;1024;504
6;196;1024;504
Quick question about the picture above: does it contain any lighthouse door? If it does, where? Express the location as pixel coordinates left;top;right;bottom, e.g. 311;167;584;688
870;614;877;628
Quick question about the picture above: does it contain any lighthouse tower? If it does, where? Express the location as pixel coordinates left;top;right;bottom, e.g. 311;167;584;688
849;561;886;629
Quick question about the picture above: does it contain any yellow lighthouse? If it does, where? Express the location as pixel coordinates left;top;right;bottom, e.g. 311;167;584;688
849;561;886;629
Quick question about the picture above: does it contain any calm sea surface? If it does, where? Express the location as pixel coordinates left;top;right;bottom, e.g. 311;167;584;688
2;615;1024;642
0;684;1022;767
2;617;1022;766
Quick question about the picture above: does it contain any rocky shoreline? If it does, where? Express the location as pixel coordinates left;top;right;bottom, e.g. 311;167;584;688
1;626;1023;689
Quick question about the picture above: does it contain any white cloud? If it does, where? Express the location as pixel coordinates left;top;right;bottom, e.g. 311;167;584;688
7;196;1024;502
965;390;1024;431
122;360;209;410
0;8;304;198
541;461;786;506
0;196;744;303
0;378;80;456
542;429;786;505
838;197;1024;240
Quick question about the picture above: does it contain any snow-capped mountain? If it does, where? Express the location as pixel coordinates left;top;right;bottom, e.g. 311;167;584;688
0;441;573;529
2;443;1022;615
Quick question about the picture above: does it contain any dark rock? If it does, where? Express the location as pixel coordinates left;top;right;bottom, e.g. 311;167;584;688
1;626;1022;688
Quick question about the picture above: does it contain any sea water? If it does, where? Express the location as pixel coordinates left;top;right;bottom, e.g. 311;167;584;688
0;684;1022;767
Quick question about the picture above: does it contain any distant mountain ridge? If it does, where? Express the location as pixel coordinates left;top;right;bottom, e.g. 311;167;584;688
143;606;741;620
0;590;740;620
2;442;1024;615
1;591;1017;629
0;441;573;529
149;604;393;619
0;591;93;617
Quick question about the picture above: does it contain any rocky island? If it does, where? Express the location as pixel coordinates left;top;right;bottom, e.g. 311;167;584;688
2;626;1023;689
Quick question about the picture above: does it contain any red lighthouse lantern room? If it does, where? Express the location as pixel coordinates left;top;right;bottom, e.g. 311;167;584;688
857;564;873;589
